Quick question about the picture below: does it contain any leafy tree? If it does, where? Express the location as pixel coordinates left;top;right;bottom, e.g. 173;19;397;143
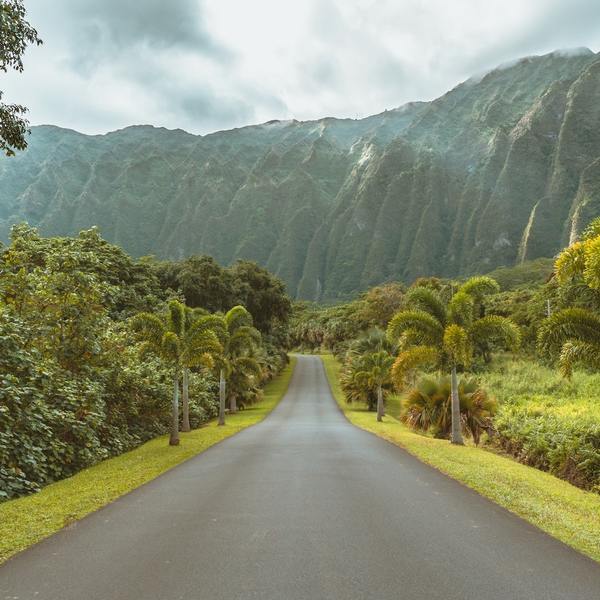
153;255;236;313
230;260;292;334
214;306;262;424
0;0;42;155
355;282;405;328
387;277;520;444
132;300;222;445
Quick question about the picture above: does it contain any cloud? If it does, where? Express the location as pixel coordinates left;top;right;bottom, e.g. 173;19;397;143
2;0;600;135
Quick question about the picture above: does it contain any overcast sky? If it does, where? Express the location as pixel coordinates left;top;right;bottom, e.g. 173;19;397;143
3;0;600;135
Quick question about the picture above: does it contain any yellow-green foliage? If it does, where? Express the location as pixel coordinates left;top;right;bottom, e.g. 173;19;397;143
0;357;296;565
321;354;600;563
478;357;600;489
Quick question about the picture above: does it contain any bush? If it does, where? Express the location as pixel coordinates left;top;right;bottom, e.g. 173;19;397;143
402;375;497;445
479;358;600;491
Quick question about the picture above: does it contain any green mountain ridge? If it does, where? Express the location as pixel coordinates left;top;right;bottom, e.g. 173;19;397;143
1;49;600;300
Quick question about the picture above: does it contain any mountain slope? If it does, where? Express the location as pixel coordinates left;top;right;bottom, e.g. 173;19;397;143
1;49;600;300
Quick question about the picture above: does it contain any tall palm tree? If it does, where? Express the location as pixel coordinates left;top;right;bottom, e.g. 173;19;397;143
180;307;226;432
387;277;519;444
214;306;262;425
132;300;222;445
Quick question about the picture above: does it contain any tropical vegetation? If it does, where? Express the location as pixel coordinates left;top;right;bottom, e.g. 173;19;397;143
296;231;600;491
0;225;291;500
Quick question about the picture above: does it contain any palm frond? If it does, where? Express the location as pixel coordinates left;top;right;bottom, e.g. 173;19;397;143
167;299;186;338
391;345;439;389
447;291;474;327
443;324;472;367
537;307;600;356
555;241;586;284
458;276;500;300
404;287;446;326
387;310;444;346
558;341;600;379
225;305;253;331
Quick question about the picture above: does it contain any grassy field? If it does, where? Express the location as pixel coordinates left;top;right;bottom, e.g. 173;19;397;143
0;357;296;564
478;357;600;491
321;354;600;563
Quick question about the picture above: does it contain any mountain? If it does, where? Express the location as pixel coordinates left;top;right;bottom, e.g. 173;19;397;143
1;49;600;300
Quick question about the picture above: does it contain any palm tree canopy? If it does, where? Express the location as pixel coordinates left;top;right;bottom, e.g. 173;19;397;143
404;287;447;326
387;310;444;347
388;276;520;389
132;299;223;368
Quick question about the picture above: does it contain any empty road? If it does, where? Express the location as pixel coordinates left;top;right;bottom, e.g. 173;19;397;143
1;355;599;599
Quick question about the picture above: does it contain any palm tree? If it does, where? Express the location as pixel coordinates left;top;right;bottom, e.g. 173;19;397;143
387;277;519;444
353;351;395;421
214;306;262;425
180;307;226;432
132;300;222;445
340;329;395;412
538;218;600;377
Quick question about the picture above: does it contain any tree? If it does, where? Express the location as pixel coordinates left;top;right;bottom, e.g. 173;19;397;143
214;305;262;425
539;218;600;377
0;0;42;155
132;300;222;445
356;282;405;328
180;307;225;432
230;260;292;334
387;277;520;444
340;329;395;414
402;376;496;445
353;351;395;421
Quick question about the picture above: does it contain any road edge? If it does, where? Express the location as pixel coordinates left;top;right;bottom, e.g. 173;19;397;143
0;356;297;565
319;353;600;564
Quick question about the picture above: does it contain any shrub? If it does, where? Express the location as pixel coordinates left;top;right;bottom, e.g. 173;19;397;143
402;375;496;444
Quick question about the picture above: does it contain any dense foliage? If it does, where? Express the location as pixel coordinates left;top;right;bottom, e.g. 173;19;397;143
0;226;290;500
0;0;42;155
297;248;600;490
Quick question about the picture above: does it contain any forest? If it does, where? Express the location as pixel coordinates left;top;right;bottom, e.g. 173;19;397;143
0;224;291;500
290;220;600;492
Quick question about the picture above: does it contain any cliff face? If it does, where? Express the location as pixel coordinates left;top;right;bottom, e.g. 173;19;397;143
1;50;600;300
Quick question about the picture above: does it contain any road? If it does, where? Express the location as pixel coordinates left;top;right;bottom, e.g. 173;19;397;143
1;354;599;599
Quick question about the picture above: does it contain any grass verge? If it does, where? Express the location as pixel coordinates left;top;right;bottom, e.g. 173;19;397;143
320;354;600;563
0;357;296;564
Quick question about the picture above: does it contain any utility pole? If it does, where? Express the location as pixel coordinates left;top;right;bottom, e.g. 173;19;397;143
546;299;552;317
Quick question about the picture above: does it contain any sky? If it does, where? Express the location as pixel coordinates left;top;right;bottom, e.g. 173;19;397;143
3;0;600;135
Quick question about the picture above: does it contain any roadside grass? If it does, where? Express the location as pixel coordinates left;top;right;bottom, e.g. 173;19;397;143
320;354;600;563
0;357;296;565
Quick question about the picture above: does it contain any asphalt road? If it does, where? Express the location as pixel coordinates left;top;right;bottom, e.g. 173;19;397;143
1;354;599;599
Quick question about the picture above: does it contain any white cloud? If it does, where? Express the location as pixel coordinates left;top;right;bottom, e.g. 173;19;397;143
2;0;599;134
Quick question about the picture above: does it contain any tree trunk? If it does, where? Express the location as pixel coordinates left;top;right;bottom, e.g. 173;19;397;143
181;368;191;432
376;384;384;422
230;393;237;414
450;366;464;445
170;370;180;446
218;369;226;426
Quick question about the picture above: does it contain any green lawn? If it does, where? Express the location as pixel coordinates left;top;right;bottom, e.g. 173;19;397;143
321;354;600;563
0;357;296;564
